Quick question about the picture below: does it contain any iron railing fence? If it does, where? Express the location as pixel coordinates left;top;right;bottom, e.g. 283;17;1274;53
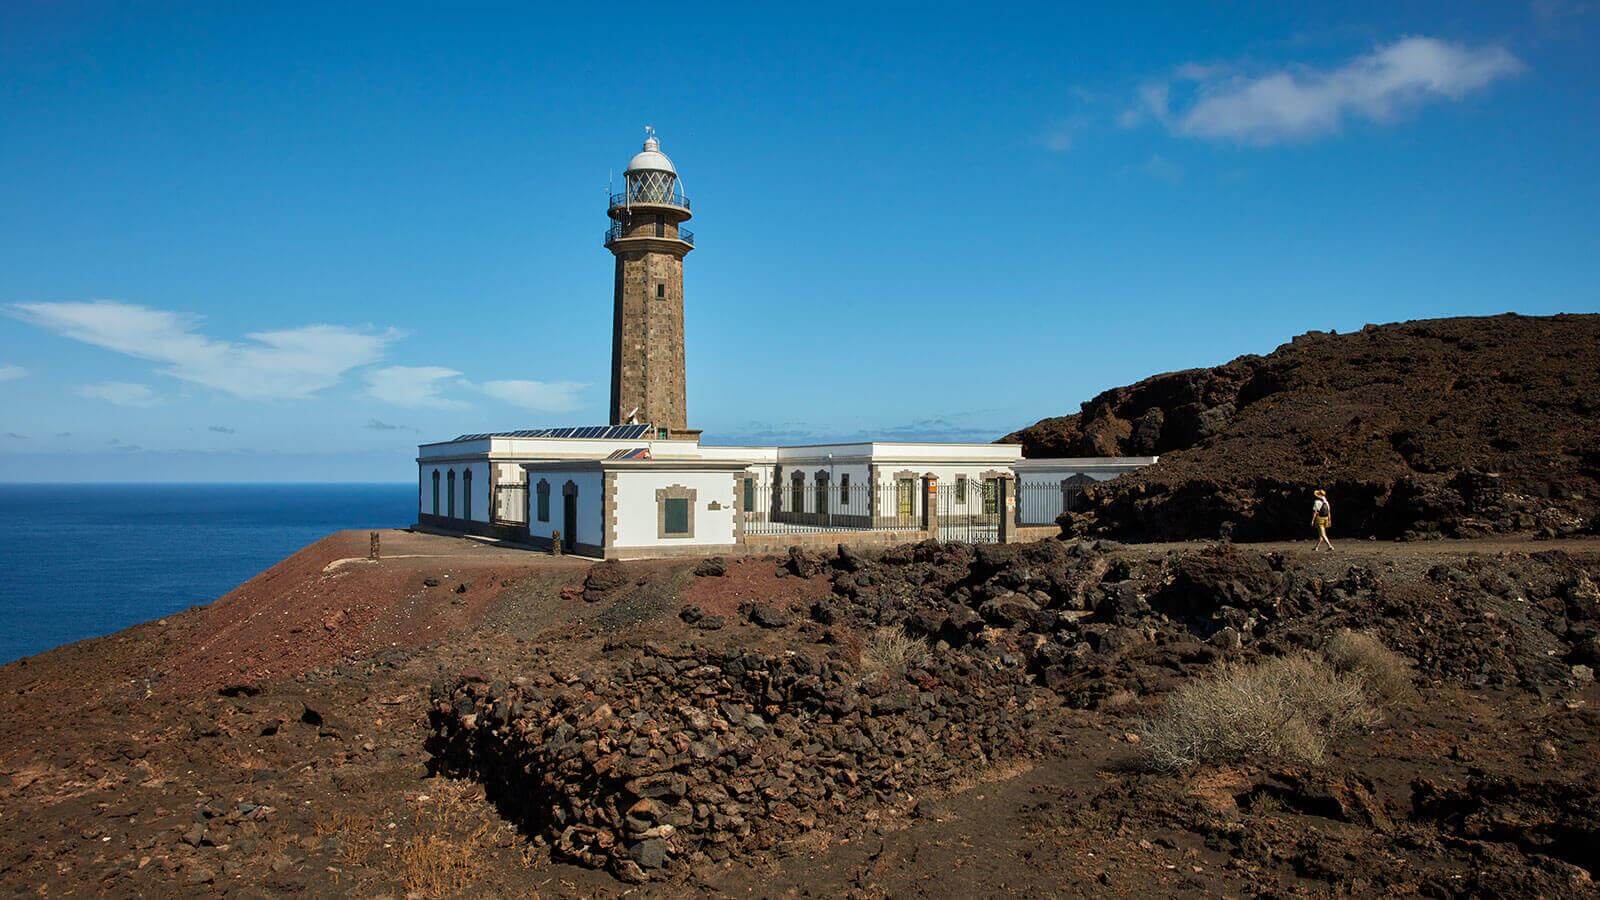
603;222;695;246
935;480;1001;544
1016;478;1094;526
737;475;922;535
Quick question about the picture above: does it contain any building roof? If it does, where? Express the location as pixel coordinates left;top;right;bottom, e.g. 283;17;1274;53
452;424;654;442
626;131;676;175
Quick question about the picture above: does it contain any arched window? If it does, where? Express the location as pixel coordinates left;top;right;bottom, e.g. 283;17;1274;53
814;471;829;516
536;479;551;522
432;470;440;515
839;474;851;508
790;470;805;512
463;469;473;521
447;470;457;518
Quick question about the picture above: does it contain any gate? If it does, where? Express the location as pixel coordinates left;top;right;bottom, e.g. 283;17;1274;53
493;483;528;526
936;478;1000;544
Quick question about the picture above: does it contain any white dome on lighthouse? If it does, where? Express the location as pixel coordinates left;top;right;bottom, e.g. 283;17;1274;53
626;129;676;174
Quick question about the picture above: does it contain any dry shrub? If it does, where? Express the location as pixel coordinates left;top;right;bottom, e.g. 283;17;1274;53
861;626;928;674
397;824;491;899
1323;628;1413;702
1138;652;1380;771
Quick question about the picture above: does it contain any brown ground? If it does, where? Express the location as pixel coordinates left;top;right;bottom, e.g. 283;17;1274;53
1;530;1597;897
1004;313;1600;542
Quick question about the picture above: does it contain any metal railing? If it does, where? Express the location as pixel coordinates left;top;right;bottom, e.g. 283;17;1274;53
603;223;695;246
738;476;921;536
608;189;691;211
1016;479;1092;526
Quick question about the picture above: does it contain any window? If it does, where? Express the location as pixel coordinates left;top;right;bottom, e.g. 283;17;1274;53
656;283;665;299
657;427;668;439
656;485;696;538
790;471;805;512
815;472;828;516
742;477;755;512
839;474;850;507
447;470;457;518
955;476;968;504
663;498;690;535
432;470;440;514
463;469;473;521
536;479;550;522
982;478;999;515
654;214;665;237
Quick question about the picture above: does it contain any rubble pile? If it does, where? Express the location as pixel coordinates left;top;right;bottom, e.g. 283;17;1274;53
426;633;1060;881
427;537;1600;883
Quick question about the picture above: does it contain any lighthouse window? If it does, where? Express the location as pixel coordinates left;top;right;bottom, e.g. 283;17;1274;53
656;283;665;299
654;214;664;237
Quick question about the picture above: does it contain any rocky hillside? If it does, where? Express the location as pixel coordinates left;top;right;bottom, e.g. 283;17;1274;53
1005;313;1600;541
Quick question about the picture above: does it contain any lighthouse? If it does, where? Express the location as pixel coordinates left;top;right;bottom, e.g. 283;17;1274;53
605;127;696;439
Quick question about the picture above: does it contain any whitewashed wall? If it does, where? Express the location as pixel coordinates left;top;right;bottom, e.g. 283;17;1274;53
525;469;605;548
611;469;738;550
418;461;491;523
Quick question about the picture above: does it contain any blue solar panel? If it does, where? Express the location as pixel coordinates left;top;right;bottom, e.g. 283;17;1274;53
450;424;657;442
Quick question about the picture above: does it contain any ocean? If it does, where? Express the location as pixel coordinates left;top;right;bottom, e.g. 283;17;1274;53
0;483;416;664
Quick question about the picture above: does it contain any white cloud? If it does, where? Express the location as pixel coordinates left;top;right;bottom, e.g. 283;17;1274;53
0;364;25;382
364;365;467;409
1132;37;1523;145
78;381;159;407
475;379;587;413
7;300;399;400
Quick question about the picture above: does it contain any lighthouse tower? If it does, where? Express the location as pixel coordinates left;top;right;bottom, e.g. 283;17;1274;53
606;127;696;439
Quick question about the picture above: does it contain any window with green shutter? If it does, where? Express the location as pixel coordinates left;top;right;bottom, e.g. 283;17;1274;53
743;477;754;512
663;497;690;535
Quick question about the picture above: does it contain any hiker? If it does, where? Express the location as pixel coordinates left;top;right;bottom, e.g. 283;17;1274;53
1310;489;1334;550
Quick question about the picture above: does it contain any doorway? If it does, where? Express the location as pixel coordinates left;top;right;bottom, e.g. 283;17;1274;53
896;478;915;520
562;493;578;553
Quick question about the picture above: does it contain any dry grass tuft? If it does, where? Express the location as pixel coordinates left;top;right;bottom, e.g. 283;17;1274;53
1137;652;1380;772
397;823;493;899
1323;628;1413;702
861;626;928;674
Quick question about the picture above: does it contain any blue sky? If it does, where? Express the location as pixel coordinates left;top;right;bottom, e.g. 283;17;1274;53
1;2;1596;482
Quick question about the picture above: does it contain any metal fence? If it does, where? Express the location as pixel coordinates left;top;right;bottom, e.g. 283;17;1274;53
738;475;922;536
1016;478;1093;526
935;479;1002;543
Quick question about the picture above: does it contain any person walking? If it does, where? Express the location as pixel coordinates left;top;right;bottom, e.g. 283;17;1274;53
1310;489;1334;551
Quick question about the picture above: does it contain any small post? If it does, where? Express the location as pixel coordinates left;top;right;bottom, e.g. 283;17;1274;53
368;531;381;560
921;474;938;540
550;530;563;556
998;477;1015;544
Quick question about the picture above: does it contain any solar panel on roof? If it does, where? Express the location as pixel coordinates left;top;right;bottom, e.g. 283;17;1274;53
446;423;658;442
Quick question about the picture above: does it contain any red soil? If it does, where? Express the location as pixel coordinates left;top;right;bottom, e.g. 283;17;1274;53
151;530;587;694
682;555;833;617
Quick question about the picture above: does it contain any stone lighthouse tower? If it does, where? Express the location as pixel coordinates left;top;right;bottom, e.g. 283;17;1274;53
606;127;696;439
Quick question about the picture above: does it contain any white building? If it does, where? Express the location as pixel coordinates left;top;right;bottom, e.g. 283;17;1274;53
412;132;1155;558
416;430;1153;559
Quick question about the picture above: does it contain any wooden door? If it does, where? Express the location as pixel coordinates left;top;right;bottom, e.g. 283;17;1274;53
896;478;915;519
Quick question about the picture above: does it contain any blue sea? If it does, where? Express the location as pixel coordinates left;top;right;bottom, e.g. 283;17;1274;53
0;484;415;664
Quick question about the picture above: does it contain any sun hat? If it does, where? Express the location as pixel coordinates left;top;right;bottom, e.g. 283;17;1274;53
1313;489;1327;498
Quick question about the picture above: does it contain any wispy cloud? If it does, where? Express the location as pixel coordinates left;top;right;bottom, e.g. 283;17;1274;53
364;365;467;409
365;418;418;433
78;381;159;407
5;433;27;440
208;425;236;434
7;300;399;400
0;363;26;383
475;379;587;413
1126;37;1523;145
